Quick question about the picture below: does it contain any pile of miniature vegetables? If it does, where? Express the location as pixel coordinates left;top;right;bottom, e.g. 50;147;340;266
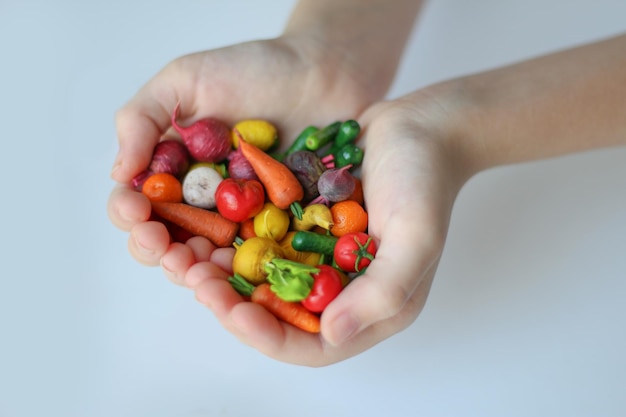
134;103;378;333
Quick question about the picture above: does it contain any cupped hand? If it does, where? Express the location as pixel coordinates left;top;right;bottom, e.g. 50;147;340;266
108;35;380;281
191;86;473;366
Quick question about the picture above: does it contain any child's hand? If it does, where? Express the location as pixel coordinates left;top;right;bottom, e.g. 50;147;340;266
190;87;470;366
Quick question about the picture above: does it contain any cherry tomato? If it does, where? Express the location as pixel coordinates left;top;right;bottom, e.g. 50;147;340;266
301;265;344;313
215;178;265;223
333;232;377;273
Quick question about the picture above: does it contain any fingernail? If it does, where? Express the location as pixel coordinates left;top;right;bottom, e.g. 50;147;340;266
134;234;155;257
110;154;122;177
328;312;360;346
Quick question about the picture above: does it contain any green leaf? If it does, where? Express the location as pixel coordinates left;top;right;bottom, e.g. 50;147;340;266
264;258;318;302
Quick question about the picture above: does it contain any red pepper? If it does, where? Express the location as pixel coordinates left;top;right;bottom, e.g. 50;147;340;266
301;264;344;313
215;178;265;223
264;259;343;314
333;232;377;273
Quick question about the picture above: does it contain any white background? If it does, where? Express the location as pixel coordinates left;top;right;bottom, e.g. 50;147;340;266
1;1;625;416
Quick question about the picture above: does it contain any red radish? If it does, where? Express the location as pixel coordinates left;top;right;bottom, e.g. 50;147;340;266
227;147;258;181
311;165;356;205
171;102;232;163
148;139;190;177
130;169;152;191
130;139;190;190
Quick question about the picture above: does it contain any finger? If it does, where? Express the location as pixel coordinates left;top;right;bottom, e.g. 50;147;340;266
160;242;195;286
191;267;329;366
321;210;443;346
185;236;217;263
107;184;152;231
184;237;235;271
184;248;234;290
111;76;180;183
127;220;171;266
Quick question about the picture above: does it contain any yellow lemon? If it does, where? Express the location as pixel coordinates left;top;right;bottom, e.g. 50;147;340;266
232;119;278;151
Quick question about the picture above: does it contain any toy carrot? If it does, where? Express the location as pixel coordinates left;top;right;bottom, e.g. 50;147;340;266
228;274;321;333
236;132;304;215
151;201;239;248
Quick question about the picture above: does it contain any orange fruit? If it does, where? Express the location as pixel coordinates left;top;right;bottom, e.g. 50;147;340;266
141;172;183;203
329;200;368;237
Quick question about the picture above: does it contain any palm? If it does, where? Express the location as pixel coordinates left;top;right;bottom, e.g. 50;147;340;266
189;97;462;366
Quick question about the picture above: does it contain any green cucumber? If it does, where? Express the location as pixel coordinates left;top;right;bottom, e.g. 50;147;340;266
284;125;319;157
291;231;338;255
305;121;341;151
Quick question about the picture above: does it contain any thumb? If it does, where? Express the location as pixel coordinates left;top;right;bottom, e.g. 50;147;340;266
321;212;442;346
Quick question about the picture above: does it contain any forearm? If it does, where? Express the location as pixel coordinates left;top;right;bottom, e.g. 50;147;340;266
450;33;626;176
283;0;424;98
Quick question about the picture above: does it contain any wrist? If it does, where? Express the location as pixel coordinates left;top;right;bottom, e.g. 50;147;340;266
275;32;391;104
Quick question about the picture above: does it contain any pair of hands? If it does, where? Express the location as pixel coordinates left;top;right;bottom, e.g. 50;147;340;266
108;36;467;366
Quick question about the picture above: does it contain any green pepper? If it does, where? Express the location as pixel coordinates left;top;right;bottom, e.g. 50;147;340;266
328;120;360;155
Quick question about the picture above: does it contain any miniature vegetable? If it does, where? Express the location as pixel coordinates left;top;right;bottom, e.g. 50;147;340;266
291;204;333;231
329;200;368;237
283;125;319;157
141;172;183;203
215;178;265;223
231;120;278;151
228;274;321;333
171;102;232;163
278;232;321;266
227;147;258;181
304;121;341;151
264;258;343;313
148;139;191;177
333;143;364;168
290;230;338;255
327;119;360;154
300;264;344;313
312;165;356;205
334;232;377;273
237;135;304;213
253;202;290;241
283;150;326;202
232;236;285;285
182;165;224;209
150;201;239;248
130;139;190;190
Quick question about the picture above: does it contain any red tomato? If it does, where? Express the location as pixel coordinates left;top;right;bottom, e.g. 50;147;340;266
333;232;377;273
301;265;344;313
215;178;265;223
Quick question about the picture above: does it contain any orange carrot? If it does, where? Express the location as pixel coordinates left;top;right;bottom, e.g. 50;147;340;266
238;217;257;240
228;275;321;333
237;135;304;210
151;201;239;248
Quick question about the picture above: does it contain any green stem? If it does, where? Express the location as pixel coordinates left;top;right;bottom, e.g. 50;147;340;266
228;273;255;297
